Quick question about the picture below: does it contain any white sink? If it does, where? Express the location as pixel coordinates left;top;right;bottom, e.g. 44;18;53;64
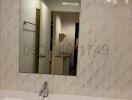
0;91;127;100
2;97;24;100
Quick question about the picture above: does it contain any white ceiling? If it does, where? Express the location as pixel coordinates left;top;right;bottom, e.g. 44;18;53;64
43;0;81;12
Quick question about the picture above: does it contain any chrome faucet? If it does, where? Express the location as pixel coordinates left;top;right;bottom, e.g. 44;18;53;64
39;81;49;98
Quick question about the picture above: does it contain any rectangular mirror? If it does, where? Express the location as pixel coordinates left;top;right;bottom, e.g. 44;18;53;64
20;0;81;76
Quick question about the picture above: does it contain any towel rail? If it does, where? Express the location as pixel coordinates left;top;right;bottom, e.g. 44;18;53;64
24;21;36;26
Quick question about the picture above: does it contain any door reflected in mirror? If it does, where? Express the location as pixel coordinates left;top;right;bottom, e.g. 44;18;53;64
20;0;81;76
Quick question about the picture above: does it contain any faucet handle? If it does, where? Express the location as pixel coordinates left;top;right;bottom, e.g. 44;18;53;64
39;81;49;97
39;82;45;96
43;81;49;97
44;81;48;89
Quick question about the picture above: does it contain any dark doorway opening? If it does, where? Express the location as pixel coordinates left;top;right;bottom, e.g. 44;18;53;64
35;8;40;73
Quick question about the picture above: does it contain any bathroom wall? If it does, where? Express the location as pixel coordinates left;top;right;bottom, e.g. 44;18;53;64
54;14;62;55
58;12;79;54
0;0;132;100
54;12;79;54
20;0;41;73
52;14;63;74
52;12;79;75
39;2;51;74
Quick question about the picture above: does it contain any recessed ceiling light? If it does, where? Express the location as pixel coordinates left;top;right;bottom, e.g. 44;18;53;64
106;0;111;2
62;2;79;6
125;0;129;4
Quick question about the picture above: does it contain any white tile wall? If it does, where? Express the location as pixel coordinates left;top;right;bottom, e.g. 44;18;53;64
0;0;132;100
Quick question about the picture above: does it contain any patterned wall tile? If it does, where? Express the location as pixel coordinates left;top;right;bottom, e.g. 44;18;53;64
0;0;132;100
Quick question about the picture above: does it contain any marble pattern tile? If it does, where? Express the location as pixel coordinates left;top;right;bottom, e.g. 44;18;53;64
0;0;132;100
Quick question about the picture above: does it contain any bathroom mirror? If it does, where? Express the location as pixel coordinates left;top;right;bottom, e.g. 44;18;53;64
19;0;80;76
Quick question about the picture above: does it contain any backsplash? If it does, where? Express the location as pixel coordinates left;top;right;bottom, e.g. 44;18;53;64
0;0;132;99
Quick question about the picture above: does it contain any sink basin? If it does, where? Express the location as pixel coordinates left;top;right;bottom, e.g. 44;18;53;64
2;97;24;100
0;91;127;100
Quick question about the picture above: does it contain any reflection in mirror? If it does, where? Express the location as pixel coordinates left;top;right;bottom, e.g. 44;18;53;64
20;0;81;76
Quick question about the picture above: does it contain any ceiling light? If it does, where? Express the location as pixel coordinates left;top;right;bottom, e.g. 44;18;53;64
62;2;79;6
112;0;118;5
107;0;111;2
125;0;129;4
